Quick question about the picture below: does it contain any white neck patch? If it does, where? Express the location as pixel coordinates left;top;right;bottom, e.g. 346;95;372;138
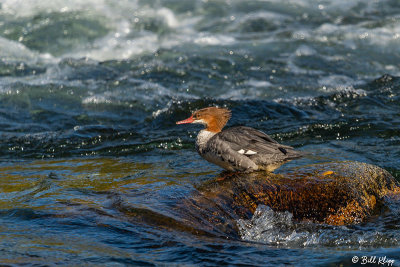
196;130;216;149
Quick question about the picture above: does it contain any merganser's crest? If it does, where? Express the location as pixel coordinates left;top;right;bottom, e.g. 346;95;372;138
192;107;231;132
176;107;302;172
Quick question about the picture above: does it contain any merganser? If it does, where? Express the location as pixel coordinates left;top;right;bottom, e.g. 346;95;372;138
176;107;301;172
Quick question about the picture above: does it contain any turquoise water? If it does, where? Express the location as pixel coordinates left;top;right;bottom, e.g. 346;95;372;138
0;0;399;265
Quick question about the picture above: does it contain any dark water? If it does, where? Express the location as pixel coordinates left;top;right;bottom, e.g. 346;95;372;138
0;0;400;265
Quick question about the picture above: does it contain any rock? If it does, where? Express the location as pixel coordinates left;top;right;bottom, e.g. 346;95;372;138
176;161;399;237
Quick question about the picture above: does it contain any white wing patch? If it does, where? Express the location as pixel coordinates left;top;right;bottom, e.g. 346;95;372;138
244;150;257;155
237;149;257;155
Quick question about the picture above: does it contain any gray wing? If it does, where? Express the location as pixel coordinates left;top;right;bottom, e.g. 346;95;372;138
204;133;259;171
214;126;301;164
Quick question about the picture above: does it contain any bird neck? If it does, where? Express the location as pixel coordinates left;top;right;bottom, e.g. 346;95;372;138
196;130;217;150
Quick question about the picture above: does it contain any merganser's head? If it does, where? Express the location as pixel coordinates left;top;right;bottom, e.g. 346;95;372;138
176;107;231;132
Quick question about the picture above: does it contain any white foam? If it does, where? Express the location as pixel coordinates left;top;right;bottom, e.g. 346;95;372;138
237;205;315;246
81;79;195;106
152;107;169;118
315;22;400;51
67;33;160;61
82;94;111;104
237;204;400;247
156;8;179;28
194;34;236;46
0;37;36;61
0;0;118;17
0;36;54;63
230;10;290;31
295;45;316;57
0;0;187;61
246;79;272;88
0;0;397;63
318;75;356;91
1;0;399;82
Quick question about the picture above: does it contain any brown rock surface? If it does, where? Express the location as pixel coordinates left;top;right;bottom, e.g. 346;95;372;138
176;161;400;237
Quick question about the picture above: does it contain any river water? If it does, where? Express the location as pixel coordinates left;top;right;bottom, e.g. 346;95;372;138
0;0;399;265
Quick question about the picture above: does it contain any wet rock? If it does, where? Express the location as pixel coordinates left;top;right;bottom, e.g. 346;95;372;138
177;161;399;237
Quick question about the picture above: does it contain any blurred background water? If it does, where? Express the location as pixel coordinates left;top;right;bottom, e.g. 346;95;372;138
0;0;399;265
